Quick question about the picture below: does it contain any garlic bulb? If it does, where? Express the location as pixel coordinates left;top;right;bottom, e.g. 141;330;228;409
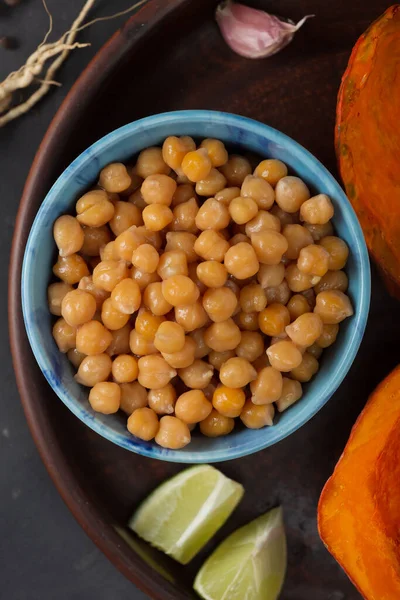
215;1;313;59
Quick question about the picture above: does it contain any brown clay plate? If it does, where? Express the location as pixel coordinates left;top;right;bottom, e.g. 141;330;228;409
9;0;400;598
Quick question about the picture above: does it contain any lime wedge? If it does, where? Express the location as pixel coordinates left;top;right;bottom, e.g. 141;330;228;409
194;507;287;600
128;465;244;565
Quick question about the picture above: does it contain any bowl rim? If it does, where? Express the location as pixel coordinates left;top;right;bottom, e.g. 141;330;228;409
21;109;371;463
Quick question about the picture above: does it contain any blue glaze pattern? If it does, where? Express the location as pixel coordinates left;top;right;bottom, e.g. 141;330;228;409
21;110;371;463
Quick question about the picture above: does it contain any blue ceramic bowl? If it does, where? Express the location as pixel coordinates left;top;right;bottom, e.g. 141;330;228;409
22;110;370;463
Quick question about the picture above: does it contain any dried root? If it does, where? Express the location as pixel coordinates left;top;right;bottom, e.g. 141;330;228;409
0;0;146;127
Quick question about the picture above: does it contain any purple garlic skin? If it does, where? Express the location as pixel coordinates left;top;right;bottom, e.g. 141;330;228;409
216;0;314;59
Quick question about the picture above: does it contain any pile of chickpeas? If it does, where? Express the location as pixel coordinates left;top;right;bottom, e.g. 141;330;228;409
49;135;353;450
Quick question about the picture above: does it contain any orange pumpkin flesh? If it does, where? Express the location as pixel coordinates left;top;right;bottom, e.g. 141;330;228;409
318;365;400;599
336;5;400;297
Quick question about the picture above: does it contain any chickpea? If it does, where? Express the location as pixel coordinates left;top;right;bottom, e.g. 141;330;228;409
266;340;303;371
110;278;141;315
136;147;170;178
92;260;129;292
319;236;349;271
178;359;214;390
175;390;212;424
314;270;348;294
113;226;143;261
130;244;159;274
53;215;84;257
181;148;212;182
99;163;131;193
224;242;259;279
136;226;163;250
100;241;117;261
196;261;227;289
208;349;235;371
175;301;209;332
239;284;267;314
195;169;227;197
290;352;318;382
75;353;112;387
304;221;334;242
157;250;188;280
52;317;76;352
229;233;249;245
131;267;161;291
200;138;228;167
282;224;313;260
81;225;111;257
250;366;283;405
241;175;275;210
202;287;238;322
257;263;285;289
162;136;195;170
76;190;114;227
60;289;96;327
53;254;89;284
194;230;230;262
287;294;310;321
314;290;353;324
215;186;241;205
220;155;252;186
140;174;177;207
200;409;235;437
76;320;112;355
236;331;264;362
250;230;288;265
148;384;176;415
155;416;191;449
275;176;310;213
219;357;257;388
165;232;197;262
195;198;230;231
162;275;199;307
129;330;158;356
264;280;291;305
212;385;246;418
316;323;339;349
234;311;259;331
128;188;147;210
170;197;199;234
162;336;196;369
48;282;73;316
297;244;330;277
67;348;86;369
138;354;176;389
135;310;165;341
128;407;159;441
190;328;211;359
109;201;142;237
111;354;138;383
154;321;185;353
258;304;290;337
241;401;275;429
120;381;148;415
254;159;288;186
142;204;173;231
106;323;131;356
229;196;259;225
300;194;334;225
171;183;196;208
276;378;303;412
245;210;281;236
285;313;322;348
89;382;120;414
307;343;323;359
204;318;241;352
143;282;172;316
270;204;299;226
285;264;320;293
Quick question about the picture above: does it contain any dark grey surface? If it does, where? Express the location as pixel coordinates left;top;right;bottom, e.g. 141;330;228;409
1;1;148;598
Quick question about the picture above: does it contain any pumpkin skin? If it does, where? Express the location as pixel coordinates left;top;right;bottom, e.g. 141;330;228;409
318;365;400;599
336;5;400;298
